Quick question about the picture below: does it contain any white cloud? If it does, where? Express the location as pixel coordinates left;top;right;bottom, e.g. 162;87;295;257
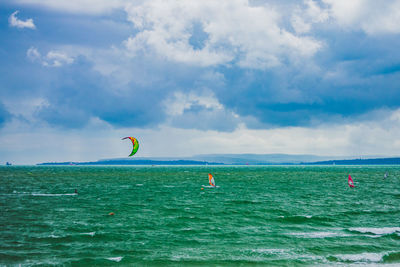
291;14;311;34
323;0;400;35
27;47;41;61
141;108;400;157
165;91;223;116
12;0;125;15
291;0;329;34
27;47;74;67
3;108;400;164
290;0;400;35
9;10;36;29
3;97;49;122
124;0;322;69
164;90;240;131
44;51;74;67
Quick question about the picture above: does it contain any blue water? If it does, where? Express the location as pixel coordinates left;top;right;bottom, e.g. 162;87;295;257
1;166;399;266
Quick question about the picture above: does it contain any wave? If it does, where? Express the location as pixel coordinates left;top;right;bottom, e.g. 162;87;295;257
33;232;96;242
31;193;77;196
225;199;263;205
277;215;334;224
106;257;123;262
286;231;351;238
328;251;400;264
349;227;400;236
80;232;95;237
3;192;77;196
327;252;385;263
277;215;312;223
383;251;400;263
341;209;400;217
251;248;290;255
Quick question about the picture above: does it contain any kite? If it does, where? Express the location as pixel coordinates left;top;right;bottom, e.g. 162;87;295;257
122;137;139;157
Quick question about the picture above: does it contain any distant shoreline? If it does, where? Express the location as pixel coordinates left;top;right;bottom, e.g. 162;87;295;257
36;157;400;166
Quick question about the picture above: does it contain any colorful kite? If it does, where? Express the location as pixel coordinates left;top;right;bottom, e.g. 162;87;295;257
122;137;139;157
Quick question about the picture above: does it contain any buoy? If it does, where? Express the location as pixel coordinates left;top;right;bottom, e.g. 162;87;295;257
201;187;204;190
108;212;115;216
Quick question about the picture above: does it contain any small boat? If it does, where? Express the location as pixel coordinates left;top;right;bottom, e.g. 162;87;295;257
348;174;355;188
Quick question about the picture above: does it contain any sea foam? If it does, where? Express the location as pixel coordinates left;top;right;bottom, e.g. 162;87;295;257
106;257;123;262
331;252;385;262
349;227;400;235
287;231;351;238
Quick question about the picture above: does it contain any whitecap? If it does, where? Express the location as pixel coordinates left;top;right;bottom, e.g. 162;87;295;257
287;232;351;238
349;227;400;235
106;257;123;262
136;184;143;186
49;234;62;239
333;252;385;262
296;215;313;218
80;232;95;237
252;248;289;254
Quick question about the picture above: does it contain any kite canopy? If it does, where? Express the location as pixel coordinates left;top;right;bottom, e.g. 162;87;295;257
122;137;139;157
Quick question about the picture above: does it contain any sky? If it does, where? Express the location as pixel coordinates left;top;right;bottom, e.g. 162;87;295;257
1;0;400;164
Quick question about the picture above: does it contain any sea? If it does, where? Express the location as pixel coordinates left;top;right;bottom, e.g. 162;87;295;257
1;165;399;266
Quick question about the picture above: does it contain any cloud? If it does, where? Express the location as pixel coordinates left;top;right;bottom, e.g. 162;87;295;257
323;0;400;35
0;102;12;128
12;0;125;15
9;10;36;29
291;0;329;34
124;0;322;69
27;47;74;67
3;0;400;133
4;107;400;164
164;90;240;131
19;54;171;129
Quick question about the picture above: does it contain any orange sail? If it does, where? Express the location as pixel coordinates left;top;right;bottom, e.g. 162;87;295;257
208;173;215;187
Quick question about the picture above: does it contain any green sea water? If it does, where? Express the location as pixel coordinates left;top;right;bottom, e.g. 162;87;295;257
1;166;399;266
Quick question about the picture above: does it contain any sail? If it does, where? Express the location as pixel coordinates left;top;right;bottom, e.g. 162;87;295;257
122;137;139;157
384;171;388;179
348;174;355;188
208;173;215;187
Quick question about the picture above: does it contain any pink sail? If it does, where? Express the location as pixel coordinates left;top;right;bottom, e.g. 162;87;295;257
348;175;355;188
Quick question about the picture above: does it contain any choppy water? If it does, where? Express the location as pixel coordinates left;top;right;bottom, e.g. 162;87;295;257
1;166;399;266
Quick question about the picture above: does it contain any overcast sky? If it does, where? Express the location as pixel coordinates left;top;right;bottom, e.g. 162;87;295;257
1;0;400;164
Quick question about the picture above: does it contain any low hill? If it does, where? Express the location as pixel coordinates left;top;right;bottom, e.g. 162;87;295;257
37;154;400;165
